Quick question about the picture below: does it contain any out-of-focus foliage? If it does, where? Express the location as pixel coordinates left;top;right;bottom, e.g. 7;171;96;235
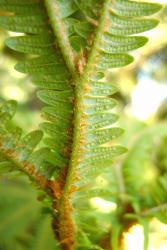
0;175;59;250
0;29;41;132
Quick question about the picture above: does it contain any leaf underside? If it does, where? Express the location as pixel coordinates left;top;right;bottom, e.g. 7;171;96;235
0;0;162;249
0;0;161;180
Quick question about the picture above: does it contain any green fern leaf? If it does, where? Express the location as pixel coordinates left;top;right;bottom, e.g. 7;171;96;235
0;101;60;181
112;0;162;17
101;34;148;53
108;12;159;35
0;100;17;122
15;130;43;162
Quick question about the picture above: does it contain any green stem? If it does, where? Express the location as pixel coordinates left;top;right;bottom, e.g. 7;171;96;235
64;0;110;192
58;0;111;247
84;0;110;76
45;0;111;248
44;0;77;79
113;163;128;204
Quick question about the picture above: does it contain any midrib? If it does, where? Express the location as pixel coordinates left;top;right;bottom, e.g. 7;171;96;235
44;0;110;248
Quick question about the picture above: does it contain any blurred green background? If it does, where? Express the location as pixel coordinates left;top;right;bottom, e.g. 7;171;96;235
0;1;167;250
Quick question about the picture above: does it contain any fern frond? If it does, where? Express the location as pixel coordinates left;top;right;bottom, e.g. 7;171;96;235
0;0;75;194
69;0;161;198
112;0;161;17
0;0;162;249
0;100;60;189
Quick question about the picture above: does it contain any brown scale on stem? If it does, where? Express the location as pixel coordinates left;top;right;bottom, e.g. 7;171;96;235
75;52;87;75
0;143;69;205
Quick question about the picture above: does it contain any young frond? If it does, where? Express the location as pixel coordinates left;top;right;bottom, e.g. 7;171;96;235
0;0;162;249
